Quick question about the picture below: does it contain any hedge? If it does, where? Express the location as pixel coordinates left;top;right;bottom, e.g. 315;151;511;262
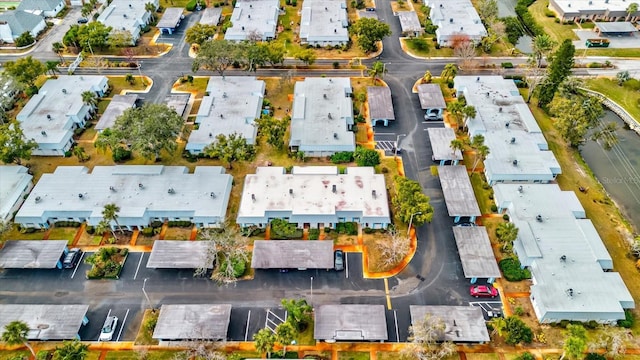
515;0;543;37
499;257;531;281
54;221;82;228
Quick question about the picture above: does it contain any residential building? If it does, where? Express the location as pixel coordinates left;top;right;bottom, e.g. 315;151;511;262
0;10;46;44
300;0;349;46
186;76;265;155
16;75;109;156
95;94;138;132
15;166;232;229
289;77;355;156
237;166;391;229
0;166;33;223
453;76;561;184
224;0;279;41
367;86;395;127
549;0;640;22
17;0;65;18
398;11;423;37
493;183;634;323
97;0;159;44
427;0;487;46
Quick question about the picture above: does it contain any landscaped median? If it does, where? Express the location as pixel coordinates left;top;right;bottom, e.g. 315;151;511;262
85;247;129;279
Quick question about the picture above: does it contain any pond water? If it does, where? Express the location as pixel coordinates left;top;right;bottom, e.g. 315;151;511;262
496;0;534;53
580;110;640;233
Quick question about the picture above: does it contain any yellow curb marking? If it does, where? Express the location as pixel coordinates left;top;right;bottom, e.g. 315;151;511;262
384;278;392;310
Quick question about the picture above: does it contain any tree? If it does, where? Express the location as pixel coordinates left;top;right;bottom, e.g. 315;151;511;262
0;220;12;242
562;324;587;360
531;34;556;68
392;176;434;227
469;134;489;172
72;146;90;162
405;314;457;360
503;316;533;345
81;91;98;110
125;73;135;85
96;103;183;160
76;22;112;52
422;70;432;84
589;328;630;359
275;321;297;356
3;56;45;87
537;39;575;109
591;121;619;150
185;23;217;45
625;2;638;21
256;115;288;150
145;2;157;22
368;61;386;83
281;298;312;331
193;40;242;77
440;63;457;82
107;29;134;48
53;340;88;360
294;48;316;66
480;21;505;53
253;328;276;358
616;70;630;86
81;3;93;17
1;321;36;359
243;42;269;72
203;132;255;169
525;63;545;103
15;32;35;47
452;35;476;68
376;229;410;267
354;147;380;166
477;0;499;23
265;42;286;66
94;220;115;241
45;61;61;77
0;123;38;165
102;203;123;234
350;18;392;53
549;95;604;147
496;222;518;251
449;139;464;157
446;101;464;129
196;226;249;283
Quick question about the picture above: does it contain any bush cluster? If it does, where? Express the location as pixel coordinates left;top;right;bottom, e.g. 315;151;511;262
335;222;358;235
499;257;531;281
618;309;635;328
167;220;193;228
515;0;543;36
54;221;82;228
185;0;207;11
112;147;132;162
330;151;354;164
308;228;320;240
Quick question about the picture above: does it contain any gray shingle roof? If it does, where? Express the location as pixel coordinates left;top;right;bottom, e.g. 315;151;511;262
18;0;62;11
0;10;44;37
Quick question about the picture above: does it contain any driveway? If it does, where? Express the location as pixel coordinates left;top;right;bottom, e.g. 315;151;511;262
31;7;83;60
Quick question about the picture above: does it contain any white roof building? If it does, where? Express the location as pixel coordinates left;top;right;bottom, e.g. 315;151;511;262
237;166;390;229
97;0;159;43
15;166;232;229
16;75;109;157
0;166;33;223
494;183;634;324
300;0;349;46
549;0;640;22
454;76;561;185
224;0;279;41
427;0;487;46
186;76;265;154
289;77;355;157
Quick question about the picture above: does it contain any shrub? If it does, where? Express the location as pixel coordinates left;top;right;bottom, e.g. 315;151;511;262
501;62;514;69
112;147;132;162
354;114;365;123
491;204;498;212
503;214;510;220
336;222;358;235
585;354;606;360
408;37;429;52
308;228;320;240
499;257;531;281
144;316;158;332
141;227;154;236
618;309;634;328
271;218;301;239
515;0;543;37
354;147;380;167
168;220;193;227
333;61;340;69
514;306;525;316
291;0;297;5
623;78;640;91
587;62;604;68
544;9;556;17
221;256;246;277
515;353;535;360
331;151;354;163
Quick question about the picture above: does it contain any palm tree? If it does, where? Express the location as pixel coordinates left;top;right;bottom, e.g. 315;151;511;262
102;203;123;234
72;146;89;162
440;63;458;82
446;101;464;128
422;70;432;83
145;2;158;22
626;2;638;21
496;222;519;251
461;105;477;130
52;42;65;63
275;322;297;356
368;61;386;84
253;328;276;358
469;134;488;172
45;61;60;77
355;91;366;115
125;73;135;85
531;34;556;68
2;321;36;359
449;139;464;158
81;91;98;111
94;219;116;241
53;340;88;360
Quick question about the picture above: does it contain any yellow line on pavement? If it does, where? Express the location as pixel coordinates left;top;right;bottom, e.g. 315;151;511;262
384;278;392;310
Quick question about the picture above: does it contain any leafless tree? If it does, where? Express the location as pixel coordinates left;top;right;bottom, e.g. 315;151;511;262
524;63;545;103
403;314;458;360
172;324;228;360
195;225;249;284
452;35;476;69
588;328;631;359
376;229;410;267
246;30;263;42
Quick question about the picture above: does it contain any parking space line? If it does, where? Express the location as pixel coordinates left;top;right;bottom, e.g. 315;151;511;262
116;309;129;342
383;278;392;310
345;253;349;279
393;310;399;342
134;253;145;280
71;252;85;279
244;310;251;341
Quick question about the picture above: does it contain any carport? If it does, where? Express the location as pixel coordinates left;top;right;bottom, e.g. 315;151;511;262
0;240;68;269
428;128;463;165
146;240;212;269
315;304;388;342
251;240;334;270
594;22;638;37
409;305;490;343
452;226;501;284
0;305;89;340
157;7;184;34
367;86;395;127
417;84;446;120
153;304;232;343
164;94;190;118
437;166;481;223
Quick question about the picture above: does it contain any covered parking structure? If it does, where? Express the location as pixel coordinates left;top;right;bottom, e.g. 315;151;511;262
428;128;463;165
417;84;446;120
251;240;334;270
410;305;490;343
594;22;638;37
315;304;388;342
367;86;395;127
0;240;68;269
0;305;89;340
157;7;184;34
146;240;212;269
438;166;481;223
452;226;501;283
153;304;232;343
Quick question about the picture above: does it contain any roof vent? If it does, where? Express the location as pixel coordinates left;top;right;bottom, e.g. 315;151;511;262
242;26;245;30
505;122;510;128
328;112;332;119
512;159;518;166
78;193;84;199
123;13;127;18
109;186;116;192
449;18;453;23
248;14;251;19
250;3;252;7
220;114;224;118
330;17;332;22
129;3;132;7
209;133;213;137
334;28;337;33
62;88;67;94
223;92;228;98
35;196;42;203
332;184;337;193
440;3;443;7
41;130;47;136
499;107;503;112
517;185;523;193
289;189;293;195
138;183;144;189
251;193;256;202
323;93;328;99
510;137;516;144
476;77;480;82
372;190;377;198
460;27;463;31
536;214;543;222
325;6;328;10
333;133;338;139
47;114;52;120
453;320;457;326
589;0;592;4
168;188;175;194
486;92;490;97
560;255;567;262
567;3;570;6
210;192;216;198
567;288;574;297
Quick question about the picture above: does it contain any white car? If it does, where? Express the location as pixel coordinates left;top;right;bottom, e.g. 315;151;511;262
99;316;118;341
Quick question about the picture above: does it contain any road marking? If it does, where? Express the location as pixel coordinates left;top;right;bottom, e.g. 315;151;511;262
133;252;145;280
345;253;349;279
383;278;392;310
116;309;130;342
244;310;251;341
71;252;85;279
393;310;399;342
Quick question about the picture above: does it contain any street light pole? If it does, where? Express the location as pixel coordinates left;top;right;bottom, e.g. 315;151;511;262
142;278;152;309
395;134;406;159
408;211;422;236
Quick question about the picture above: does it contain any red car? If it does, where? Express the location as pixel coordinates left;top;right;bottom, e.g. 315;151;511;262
470;285;498;298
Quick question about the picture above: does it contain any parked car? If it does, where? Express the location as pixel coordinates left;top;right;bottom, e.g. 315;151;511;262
77;17;88;24
99;316;118;341
334;250;344;271
455;222;476;227
366;7;376;11
470;285;498;298
62;248;83;269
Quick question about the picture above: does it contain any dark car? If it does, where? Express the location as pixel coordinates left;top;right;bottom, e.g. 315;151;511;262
334;250;344;271
366;7;376;11
455;222;476;227
77;17;88;24
470;285;499;298
62;248;83;269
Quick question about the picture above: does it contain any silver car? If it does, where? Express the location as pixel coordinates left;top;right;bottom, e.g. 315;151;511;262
99;316;118;341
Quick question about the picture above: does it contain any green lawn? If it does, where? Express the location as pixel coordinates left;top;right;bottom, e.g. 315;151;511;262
338;352;370;360
106;76;148;96
585;78;640;121
0;351;30;360
470;172;495;215
47;227;80;244
584;48;640;57
403;37;454;57
529;0;579;42
1;224;47;241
